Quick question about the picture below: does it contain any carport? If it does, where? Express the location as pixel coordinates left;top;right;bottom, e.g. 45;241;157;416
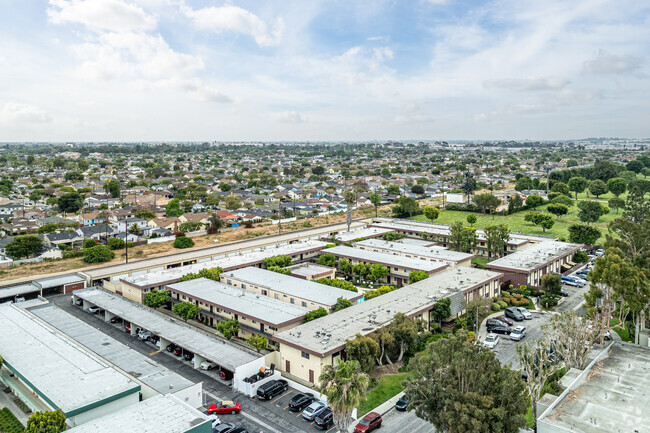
34;274;86;295
0;283;42;303
72;287;264;391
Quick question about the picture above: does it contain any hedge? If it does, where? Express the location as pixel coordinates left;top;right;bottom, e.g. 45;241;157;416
0;408;24;433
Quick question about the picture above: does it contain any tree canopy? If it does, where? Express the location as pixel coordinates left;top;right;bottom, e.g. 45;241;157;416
5;235;42;259
173;302;200;322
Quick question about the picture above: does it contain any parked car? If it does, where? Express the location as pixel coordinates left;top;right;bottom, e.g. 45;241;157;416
150;335;159;344
487;324;512;335
109;316;120;323
166;343;176;352
208;414;221;429
201;361;218;370
302;401;327;421
125;323;131;333
288;393;314;412
173;346;183;356
559;288;569;297
496;316;513;326
213;423;235;433
75;299;83;306
486;318;505;328
208;401;241;415
562;276;584;287
563;279;581;287
395;395;409;411
483;333;500;349
510;326;527;341
184;352;194;361
219;369;233;380
516;307;533;320
505;307;524;321
15;297;25;303
354;412;382;433
256;379;288;400
138;330;152;340
314;408;334;430
88;306;102;314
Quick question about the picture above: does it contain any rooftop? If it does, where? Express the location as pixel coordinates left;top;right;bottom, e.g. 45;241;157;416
223;267;361;306
354;239;475;263
538;343;650;433
274;267;502;356
65;394;210;433
121;240;328;288
74;287;260;371
30;303;194;395
286;263;335;278
0;283;41;299
334;227;394;243
34;273;85;289
325;245;449;273
167;278;308;326
82;221;364;279
0;303;139;414
486;240;582;272
397;238;437;247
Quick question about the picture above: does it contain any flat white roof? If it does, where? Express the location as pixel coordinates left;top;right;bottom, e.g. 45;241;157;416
83;221;364;279
66;394;210;433
223;267;362;307
274;267;502;356
74;288;260;372
286;263;335;278
325;245;449;272
0;304;139;414
122;240;328;288
397;238;437;247
30;304;194;395
0;283;41;299
334;227;394;242
34;273;85;289
354;239;474;263
168;278;308;326
487;240;581;272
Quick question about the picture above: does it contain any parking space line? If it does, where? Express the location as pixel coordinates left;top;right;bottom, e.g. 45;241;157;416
205;391;282;433
326;425;336;432
149;349;161;356
276;390;293;400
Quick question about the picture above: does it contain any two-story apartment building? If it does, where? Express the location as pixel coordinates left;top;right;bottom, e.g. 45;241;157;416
353;238;474;267
166;278;307;342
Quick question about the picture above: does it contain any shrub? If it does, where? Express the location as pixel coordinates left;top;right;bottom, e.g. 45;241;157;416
107;237;126;250
498;300;508;309
83;239;97;249
0;408;24;433
491;303;501;312
83;245;115;264
174;236;194;249
501;291;510;297
62;249;85;259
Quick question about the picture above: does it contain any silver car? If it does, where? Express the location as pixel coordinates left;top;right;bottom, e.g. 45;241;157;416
510;326;527;341
302;401;327;421
516;307;532;320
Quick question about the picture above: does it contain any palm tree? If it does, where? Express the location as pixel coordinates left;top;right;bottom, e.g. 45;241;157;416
344;190;356;232
319;360;369;432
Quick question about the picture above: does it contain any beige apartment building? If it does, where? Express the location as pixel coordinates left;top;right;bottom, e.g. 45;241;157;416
353;238;474;267
273;267;503;385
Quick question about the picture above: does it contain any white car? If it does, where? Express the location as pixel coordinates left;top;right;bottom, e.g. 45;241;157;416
208;414;221;429
200;361;217;370
88;306;102;314
483;333;499;349
516;307;532;320
510;326;527;341
138;330;152;340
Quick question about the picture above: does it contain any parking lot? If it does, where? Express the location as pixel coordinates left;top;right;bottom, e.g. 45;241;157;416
52;294;315;433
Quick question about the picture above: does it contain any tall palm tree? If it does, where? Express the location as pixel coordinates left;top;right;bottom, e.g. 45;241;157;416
344;190;356;232
319;359;369;432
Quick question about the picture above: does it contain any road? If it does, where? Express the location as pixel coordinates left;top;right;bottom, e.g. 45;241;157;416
49;294;312;433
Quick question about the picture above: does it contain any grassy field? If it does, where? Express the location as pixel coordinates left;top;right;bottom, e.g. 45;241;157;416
411;202;619;242
358;372;410;416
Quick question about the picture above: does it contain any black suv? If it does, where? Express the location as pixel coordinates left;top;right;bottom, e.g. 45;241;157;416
288;393;314;411
256;379;288;400
314;408;334;430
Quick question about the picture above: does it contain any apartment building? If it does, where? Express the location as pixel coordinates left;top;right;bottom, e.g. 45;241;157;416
353;238;474;267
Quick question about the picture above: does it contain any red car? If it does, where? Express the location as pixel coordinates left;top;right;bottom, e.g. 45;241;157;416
125;324;131;333
173;346;182;356
208;401;241;415
354;412;382;433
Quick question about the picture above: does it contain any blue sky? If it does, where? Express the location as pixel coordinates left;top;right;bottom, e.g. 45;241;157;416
0;0;648;141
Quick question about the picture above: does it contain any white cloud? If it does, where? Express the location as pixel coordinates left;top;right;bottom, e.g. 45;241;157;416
48;0;157;32
582;49;642;74
271;111;308;123
483;77;569;92
183;4;283;47
0;103;52;124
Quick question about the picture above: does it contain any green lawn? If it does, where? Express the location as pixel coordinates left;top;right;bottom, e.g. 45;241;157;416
358;372;410;416
411;202;618;242
609;318;631;342
471;256;490;268
0;408;24;433
526;405;535;429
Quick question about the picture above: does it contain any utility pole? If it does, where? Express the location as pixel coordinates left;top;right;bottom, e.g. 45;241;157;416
278;199;281;235
124;219;129;264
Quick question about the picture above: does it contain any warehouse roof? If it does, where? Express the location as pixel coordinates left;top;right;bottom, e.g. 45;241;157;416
121;240;328;288
537;343;650;433
82;221;364;279
30;304;194;395
334;227;394;242
486;240;582;272
0;303;139;415
223;267;362;306
74;287;260;372
325;245;448;273
274;267;502;356
354;239;475;264
66;394;210;433
167;278;308;326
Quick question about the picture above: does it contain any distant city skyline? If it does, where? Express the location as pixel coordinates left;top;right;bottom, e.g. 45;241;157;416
0;0;648;141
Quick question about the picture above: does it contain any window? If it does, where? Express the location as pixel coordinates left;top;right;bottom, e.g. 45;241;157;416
261;289;267;296
241;316;247;321
301;351;310;359
290;298;295;304
226;279;232;285
242;284;247;289
275;294;281;300
302;301;307;307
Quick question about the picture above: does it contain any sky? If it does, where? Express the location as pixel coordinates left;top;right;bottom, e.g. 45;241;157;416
0;0;648;142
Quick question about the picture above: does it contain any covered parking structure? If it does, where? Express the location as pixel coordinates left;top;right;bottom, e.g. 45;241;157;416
0;283;42;303
34;273;86;295
72;287;264;392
